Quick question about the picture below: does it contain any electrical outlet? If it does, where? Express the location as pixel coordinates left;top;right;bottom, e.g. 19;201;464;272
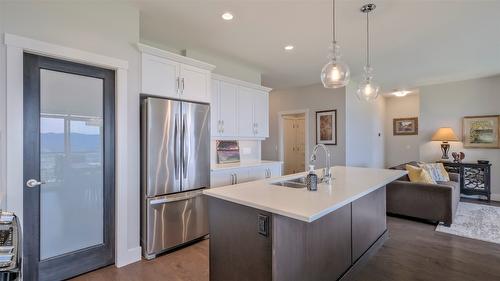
258;214;269;236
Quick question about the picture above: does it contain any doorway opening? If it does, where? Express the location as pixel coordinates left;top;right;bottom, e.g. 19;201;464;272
279;110;309;175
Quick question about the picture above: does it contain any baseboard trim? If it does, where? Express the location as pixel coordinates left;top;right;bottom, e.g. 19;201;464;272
491;194;500;202
116;246;142;268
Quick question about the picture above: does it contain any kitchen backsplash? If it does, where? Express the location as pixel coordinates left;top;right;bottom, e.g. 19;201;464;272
211;140;261;165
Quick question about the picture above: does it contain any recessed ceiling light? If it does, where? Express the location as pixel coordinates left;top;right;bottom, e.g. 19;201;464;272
284;45;294;51
221;12;234;21
393;90;411;97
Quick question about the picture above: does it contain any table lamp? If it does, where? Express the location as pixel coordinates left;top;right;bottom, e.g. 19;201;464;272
431;127;459;160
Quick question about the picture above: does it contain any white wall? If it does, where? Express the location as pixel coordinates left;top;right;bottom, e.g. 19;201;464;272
384;94;420;167
345;83;386;168
0;0;142;256
419;75;500;200
184;49;262;85
261;83;346;168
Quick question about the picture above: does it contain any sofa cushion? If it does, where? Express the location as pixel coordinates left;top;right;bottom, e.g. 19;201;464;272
419;162;450;182
390;161;420;181
406;165;436;184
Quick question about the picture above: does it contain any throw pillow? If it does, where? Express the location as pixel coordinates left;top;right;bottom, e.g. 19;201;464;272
406;164;436;184
418;162;450;182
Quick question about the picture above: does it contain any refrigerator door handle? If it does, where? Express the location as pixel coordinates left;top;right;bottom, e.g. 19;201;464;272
174;113;180;180
182;114;188;179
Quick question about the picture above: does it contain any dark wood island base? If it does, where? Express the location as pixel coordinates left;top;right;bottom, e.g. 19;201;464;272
208;187;387;281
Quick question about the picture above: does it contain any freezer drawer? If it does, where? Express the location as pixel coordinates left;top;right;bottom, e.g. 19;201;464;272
143;189;208;259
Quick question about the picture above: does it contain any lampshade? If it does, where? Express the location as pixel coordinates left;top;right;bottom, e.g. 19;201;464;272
431;127;459;142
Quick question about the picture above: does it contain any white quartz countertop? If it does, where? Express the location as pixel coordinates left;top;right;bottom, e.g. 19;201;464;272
211;160;283;171
204;166;407;223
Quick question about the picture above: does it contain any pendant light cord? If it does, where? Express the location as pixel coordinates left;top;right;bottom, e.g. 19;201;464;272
332;0;336;44
366;12;370;68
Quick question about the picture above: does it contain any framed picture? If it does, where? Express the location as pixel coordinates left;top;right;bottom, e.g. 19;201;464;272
216;140;240;163
316;110;337;145
393;117;418;135
463;115;500;148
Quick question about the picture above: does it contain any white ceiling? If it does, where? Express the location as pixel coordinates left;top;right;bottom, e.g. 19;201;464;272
138;0;500;91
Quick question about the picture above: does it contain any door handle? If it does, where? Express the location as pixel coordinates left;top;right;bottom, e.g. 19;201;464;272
182;114;188;179
26;179;46;188
174;113;180;180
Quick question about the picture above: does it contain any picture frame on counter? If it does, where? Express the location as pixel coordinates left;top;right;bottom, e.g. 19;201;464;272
216;140;241;163
316;109;337;145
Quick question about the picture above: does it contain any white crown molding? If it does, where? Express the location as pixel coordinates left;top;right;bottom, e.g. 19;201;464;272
212;73;272;92
137;42;216;71
4;33;128;70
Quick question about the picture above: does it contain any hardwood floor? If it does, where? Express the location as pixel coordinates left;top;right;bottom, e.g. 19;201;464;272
73;200;500;281
70;240;209;281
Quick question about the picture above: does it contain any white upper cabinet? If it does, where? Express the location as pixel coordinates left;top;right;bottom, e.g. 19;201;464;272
211;80;221;136
211;75;271;139
211;80;238;137
139;43;215;103
218;82;238;136
141;53;179;99
179;64;210;102
237;87;256;137
253;90;269;138
237;87;269;138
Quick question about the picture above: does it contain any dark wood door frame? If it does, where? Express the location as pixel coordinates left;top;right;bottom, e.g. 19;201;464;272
23;53;115;281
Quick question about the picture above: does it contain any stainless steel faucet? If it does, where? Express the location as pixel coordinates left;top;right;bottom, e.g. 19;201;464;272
310;144;332;184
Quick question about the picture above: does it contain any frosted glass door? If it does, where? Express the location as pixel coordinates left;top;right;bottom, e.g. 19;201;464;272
39;69;104;259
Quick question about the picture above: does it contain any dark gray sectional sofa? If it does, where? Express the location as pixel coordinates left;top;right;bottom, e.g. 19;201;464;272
387;162;460;226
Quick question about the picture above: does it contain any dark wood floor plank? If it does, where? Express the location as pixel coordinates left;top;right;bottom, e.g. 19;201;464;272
72;200;500;281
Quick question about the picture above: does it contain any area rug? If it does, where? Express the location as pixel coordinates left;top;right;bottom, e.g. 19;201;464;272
436;202;500;244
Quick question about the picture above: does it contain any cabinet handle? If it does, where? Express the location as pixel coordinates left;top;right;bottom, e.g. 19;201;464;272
176;77;180;94
235;173;238;184
181;78;185;93
218;120;222;133
230;174;234;185
221;120;224;134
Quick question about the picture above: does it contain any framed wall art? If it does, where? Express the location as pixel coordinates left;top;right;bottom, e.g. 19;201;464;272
393;117;418;136
463;115;500;148
316;109;337;145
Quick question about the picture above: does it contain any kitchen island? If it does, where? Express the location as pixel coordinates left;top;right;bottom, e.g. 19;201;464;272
203;166;406;281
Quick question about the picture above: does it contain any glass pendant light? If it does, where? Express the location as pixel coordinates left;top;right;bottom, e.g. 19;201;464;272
321;0;350;88
357;4;380;102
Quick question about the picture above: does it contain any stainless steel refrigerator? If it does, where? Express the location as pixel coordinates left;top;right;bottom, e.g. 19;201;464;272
141;97;210;259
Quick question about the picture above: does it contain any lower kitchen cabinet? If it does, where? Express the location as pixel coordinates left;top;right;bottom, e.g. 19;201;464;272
211;169;249;187
208;186;387;281
210;162;282;188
